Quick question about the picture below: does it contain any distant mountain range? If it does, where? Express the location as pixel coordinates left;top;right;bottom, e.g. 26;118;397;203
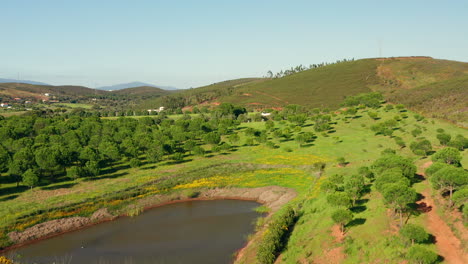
97;82;178;91
0;79;178;91
0;78;50;86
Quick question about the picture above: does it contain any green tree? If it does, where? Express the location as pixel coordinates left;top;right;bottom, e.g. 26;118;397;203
0;145;10;173
228;133;240;145
436;133;451;146
372;154;416;181
430;166;468;205
331;209;353;234
431;147;461;165
368;112;379;120
344;174;366;206
193;146;206;156
327;192;352;208
129;158;141;168
382;183;417;226
146;144;164;163
358;166;374;181
407;245;438;264
400;224;429;245
410;139;432;156
447;134;467;150
452;188;468;208
22;169;39;189
85;160;101;177
67;166;85;180
203;132;221;145
320;180;338;193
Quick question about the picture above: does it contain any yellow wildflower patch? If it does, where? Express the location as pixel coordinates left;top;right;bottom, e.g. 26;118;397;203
256;154;329;166
173;167;316;192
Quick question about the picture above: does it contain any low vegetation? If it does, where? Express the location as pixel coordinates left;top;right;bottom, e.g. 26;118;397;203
0;92;467;263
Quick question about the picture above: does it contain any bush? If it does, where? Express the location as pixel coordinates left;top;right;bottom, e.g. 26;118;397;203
256;206;297;264
410;139;432;156
436;133;451;146
129;158;141;168
431;147;461;165
283;146;293;152
407;245;438;264
331;209;353;234
337;157;347;166
400;224;429;245
411;129;422;137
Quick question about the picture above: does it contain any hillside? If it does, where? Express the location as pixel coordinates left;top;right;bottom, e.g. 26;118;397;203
149;57;468;124
0;78;50;86
97;82;178;91
0;83;107;101
137;78;268;110
110;86;173;96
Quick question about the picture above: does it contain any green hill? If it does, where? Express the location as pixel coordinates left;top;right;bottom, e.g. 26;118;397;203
110;86;173;96
150;57;467;124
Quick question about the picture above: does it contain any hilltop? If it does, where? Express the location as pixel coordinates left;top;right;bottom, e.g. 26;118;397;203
0;78;50;86
97;81;178;91
149;57;467;124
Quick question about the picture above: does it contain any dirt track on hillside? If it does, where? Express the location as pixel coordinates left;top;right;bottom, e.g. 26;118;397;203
418;161;468;264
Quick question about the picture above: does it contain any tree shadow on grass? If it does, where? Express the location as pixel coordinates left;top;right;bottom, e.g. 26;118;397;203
345;218;366;228
100;164;131;175
41;182;77;190
350;205;367;213
165;158;193;165
0;185;28;197
141;165;157;170
0;194;18;202
87;172;129;181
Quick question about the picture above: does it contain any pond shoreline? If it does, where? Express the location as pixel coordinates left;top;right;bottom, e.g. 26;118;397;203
1;186;296;259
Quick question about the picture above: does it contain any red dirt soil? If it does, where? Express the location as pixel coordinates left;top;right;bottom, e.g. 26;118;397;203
418;161;468;264
419;188;468;264
313;225;345;264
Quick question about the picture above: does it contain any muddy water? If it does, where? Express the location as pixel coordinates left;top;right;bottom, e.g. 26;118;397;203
10;200;261;264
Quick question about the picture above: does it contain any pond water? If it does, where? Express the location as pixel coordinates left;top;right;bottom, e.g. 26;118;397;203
9;200;261;264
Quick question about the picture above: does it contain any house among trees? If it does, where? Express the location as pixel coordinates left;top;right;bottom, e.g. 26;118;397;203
261;112;271;117
147;106;165;114
0;103;9;107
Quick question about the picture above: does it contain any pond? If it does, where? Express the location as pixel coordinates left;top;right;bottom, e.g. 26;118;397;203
9;200;261;264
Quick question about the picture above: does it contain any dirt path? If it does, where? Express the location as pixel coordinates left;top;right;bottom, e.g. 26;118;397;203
419;188;467;264
418;162;468;264
313;225;345;264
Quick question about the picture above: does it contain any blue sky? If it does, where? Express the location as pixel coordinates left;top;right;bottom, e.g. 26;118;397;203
1;0;467;88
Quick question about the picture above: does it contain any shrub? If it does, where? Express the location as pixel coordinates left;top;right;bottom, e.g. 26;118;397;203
410;139;432;156
407;245;438;264
411;129;422;137
436;133;451;145
431;147;461;165
256;206;296;264
129;158;141;168
400;224;429;245
331;209;353;234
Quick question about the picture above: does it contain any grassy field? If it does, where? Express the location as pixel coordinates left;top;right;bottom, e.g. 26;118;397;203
0;104;466;263
55;103;94;109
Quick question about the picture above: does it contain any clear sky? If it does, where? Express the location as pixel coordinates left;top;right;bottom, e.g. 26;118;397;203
1;0;467;88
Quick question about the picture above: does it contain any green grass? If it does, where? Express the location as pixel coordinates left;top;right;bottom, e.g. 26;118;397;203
0;105;466;263
55;103;94;109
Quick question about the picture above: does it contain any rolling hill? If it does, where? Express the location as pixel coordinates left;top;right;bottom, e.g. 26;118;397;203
0;78;50;86
147;57;467;125
97;82;178;91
